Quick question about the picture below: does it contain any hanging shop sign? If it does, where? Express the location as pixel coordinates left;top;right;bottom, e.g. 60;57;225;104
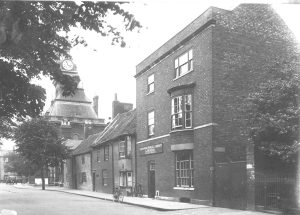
139;143;163;156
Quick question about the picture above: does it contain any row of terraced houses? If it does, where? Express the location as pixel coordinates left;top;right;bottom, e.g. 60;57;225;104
44;4;299;211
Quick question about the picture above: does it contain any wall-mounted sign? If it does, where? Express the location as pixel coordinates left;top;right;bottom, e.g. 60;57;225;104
140;143;163;156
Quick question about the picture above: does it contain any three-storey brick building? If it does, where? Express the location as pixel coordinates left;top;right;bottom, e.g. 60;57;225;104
135;4;297;209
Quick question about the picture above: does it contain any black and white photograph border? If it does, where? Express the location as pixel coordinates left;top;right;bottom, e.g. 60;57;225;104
0;0;300;215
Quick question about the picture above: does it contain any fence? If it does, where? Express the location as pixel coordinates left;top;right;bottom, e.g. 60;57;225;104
255;173;298;211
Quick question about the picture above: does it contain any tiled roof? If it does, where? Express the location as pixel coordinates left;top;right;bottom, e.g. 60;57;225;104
72;134;98;156
93;109;136;147
63;139;82;150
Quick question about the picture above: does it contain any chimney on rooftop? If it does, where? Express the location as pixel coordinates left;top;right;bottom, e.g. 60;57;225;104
112;93;133;119
93;95;99;117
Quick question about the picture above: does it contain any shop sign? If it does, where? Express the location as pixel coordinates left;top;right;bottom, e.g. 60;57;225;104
140;143;163;156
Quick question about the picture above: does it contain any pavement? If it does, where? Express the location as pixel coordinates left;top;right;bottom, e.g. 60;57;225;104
13;183;269;214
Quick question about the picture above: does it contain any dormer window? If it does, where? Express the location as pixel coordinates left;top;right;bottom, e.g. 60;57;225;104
175;49;193;78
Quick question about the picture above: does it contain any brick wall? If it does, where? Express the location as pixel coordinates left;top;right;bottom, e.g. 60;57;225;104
91;135;136;195
74;153;92;191
91;144;113;194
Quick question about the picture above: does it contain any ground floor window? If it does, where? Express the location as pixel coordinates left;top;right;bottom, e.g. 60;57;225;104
175;150;194;187
81;172;87;183
102;169;108;186
119;171;133;187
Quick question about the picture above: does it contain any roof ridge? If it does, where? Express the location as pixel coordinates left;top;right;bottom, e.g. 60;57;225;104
92;113;120;146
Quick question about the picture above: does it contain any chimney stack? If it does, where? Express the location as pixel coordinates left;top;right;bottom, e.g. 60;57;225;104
93;95;99;117
112;93;133;119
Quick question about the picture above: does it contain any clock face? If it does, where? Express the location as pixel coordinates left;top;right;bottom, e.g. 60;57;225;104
62;59;74;71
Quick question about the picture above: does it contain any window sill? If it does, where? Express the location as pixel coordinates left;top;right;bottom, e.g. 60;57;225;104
173;70;193;81
148;135;154;139
169;128;193;134
146;91;154;96
173;187;195;191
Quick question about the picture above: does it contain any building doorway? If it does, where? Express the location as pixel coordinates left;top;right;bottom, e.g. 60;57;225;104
148;160;155;198
92;171;96;191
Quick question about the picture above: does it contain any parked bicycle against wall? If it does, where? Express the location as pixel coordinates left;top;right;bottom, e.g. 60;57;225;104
132;183;143;197
113;187;124;202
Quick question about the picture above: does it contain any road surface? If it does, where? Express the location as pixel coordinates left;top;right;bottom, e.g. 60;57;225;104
0;184;268;215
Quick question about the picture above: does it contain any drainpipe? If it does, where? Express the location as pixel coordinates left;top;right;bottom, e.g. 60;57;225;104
212;141;216;206
111;143;115;194
134;135;138;190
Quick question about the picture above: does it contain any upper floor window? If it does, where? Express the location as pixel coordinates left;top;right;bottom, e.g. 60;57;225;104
148;111;155;137
175;49;193;78
171;94;192;130
119;141;125;158
147;74;154;94
119;136;132;159
81;155;85;164
96;150;101;162
104;145;109;161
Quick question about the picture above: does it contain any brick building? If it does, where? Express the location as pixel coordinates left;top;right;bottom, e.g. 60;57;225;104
45;58;106;185
91;109;136;195
135;4;297;209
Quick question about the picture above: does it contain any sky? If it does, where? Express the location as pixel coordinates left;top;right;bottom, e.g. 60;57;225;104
1;0;300;150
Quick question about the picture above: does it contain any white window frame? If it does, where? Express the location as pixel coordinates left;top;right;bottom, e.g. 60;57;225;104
147;74;154;94
175;49;193;78
102;169;108;186
96;150;101;162
148;111;155;136
171;94;192;130
119;171;133;187
104;145;109;161
119;141;125;159
175;151;194;188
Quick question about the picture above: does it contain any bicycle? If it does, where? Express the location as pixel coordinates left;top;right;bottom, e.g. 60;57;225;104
113;187;124;202
132;183;143;197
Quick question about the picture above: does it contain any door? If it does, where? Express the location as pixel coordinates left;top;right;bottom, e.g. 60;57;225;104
148;160;155;198
215;162;247;209
92;172;96;191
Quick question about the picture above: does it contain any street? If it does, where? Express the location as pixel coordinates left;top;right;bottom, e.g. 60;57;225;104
0;184;268;215
0;184;161;215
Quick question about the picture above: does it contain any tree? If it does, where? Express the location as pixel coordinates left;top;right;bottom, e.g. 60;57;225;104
14;118;70;190
0;1;141;139
4;151;38;177
244;57;299;163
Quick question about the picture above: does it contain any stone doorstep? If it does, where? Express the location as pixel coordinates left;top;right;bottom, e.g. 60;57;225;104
155;195;210;206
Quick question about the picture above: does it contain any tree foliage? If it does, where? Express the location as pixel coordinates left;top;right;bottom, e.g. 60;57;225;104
14;118;70;189
0;1;141;139
4;151;38;177
244;57;299;162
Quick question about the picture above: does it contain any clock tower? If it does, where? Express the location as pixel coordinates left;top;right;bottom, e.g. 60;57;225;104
44;58;106;186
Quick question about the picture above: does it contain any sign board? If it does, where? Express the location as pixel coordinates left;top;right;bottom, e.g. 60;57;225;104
140;143;163;156
214;147;225;152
